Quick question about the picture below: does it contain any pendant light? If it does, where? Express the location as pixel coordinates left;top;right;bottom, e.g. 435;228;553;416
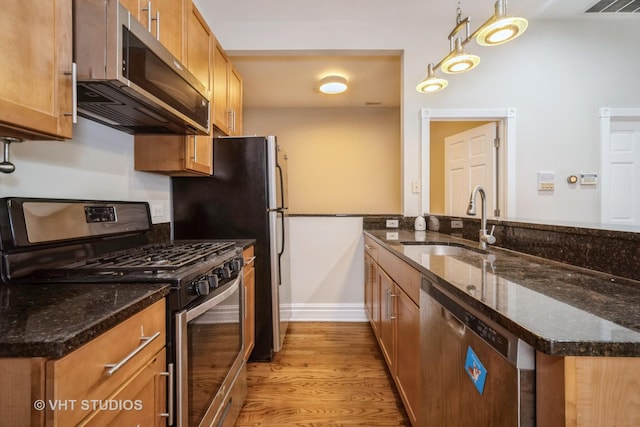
416;64;448;93
415;0;527;94
474;0;528;46
441;38;480;74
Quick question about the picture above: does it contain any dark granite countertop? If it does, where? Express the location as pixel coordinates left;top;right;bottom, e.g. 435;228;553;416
0;283;170;358
365;229;640;357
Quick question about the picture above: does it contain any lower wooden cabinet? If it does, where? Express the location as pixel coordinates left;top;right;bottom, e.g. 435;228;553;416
243;246;256;361
537;352;640;427
0;299;169;427
364;236;420;426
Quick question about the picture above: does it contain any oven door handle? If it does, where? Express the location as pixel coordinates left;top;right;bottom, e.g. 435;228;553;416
186;273;243;322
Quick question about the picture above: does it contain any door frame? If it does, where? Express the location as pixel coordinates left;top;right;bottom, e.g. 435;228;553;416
420;108;517;218
599;107;640;224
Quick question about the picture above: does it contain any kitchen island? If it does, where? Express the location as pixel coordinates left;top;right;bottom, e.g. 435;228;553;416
364;228;640;427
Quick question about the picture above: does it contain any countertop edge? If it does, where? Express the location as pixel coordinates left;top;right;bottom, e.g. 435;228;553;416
364;230;640;358
0;285;170;359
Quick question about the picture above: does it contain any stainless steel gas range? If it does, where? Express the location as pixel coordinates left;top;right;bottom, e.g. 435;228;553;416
0;197;247;426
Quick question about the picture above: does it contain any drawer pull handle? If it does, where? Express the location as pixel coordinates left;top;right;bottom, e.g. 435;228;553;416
104;331;161;376
244;256;256;265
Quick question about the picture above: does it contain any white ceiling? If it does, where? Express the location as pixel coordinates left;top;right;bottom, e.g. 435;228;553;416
199;0;616;109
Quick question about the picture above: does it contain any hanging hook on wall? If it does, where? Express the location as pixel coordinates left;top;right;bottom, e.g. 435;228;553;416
1;137;23;174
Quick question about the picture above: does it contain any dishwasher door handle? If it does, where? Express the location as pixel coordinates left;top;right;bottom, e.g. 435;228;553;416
441;307;465;335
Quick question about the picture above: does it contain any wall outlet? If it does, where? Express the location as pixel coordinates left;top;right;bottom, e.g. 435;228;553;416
411;181;421;194
151;203;164;218
451;219;463;229
386;219;399;228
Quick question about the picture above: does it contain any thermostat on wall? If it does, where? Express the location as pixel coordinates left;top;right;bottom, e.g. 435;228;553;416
580;173;598;185
537;172;555;191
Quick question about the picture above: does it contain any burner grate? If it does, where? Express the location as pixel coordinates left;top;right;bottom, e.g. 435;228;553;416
61;241;237;272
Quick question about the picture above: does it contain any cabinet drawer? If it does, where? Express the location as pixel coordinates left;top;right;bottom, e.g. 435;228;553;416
378;247;421;306
364;236;379;261
46;300;166;426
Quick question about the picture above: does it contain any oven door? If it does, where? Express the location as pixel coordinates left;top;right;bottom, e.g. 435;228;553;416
175;274;244;427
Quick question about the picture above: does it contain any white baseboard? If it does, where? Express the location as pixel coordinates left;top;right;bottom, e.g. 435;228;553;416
287;303;367;322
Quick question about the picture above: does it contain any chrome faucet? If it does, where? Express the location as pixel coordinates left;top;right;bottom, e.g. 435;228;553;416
466;185;496;250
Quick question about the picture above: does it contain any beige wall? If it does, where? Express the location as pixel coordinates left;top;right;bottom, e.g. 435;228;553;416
429;121;488;214
244;107;401;215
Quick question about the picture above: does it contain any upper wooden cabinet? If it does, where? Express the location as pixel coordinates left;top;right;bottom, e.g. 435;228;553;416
135;134;213;176
133;1;214;177
0;0;74;140
213;43;243;136
121;0;185;61
186;3;212;94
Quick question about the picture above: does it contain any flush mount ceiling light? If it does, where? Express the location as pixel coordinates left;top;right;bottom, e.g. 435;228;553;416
318;75;348;94
415;0;527;94
416;64;448;93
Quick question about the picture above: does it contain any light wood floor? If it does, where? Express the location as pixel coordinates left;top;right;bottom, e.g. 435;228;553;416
235;322;411;426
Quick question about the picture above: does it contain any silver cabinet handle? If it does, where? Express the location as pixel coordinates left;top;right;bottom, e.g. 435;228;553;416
226;110;233;131
63;62;77;123
389;291;397;320
190;135;197;162
244;256;256;266
142;1;152;32
231;109;236;132
104;331;161;376
155;11;160;40
160;363;174;424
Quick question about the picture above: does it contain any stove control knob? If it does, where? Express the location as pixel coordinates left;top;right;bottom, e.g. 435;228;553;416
208;275;219;289
192;279;210;296
220;265;232;279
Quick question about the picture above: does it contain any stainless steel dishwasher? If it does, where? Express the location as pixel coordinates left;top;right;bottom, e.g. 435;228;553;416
420;277;535;426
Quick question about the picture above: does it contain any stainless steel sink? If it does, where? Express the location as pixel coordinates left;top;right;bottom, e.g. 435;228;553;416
400;242;488;257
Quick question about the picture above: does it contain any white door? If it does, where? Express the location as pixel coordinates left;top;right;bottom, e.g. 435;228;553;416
602;119;640;225
444;122;497;217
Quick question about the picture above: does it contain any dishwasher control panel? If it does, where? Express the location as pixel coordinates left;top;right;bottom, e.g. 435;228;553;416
428;283;511;360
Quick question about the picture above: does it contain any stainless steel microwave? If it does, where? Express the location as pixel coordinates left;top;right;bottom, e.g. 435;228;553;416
73;0;209;135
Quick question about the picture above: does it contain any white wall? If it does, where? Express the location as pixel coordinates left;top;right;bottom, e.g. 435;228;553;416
0;118;172;223
198;2;640;222
287;216;366;321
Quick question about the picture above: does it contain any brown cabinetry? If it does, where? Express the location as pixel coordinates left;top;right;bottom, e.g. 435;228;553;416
213;43;243;136
537;352;640;427
0;300;168;427
364;235;420;426
0;0;74;140
121;0;185;61
243;246;256;361
133;1;217;176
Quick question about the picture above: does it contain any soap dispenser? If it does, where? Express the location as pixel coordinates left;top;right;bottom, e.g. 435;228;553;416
414;215;426;231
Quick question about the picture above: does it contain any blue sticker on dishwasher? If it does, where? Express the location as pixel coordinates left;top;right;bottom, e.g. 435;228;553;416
464;346;487;394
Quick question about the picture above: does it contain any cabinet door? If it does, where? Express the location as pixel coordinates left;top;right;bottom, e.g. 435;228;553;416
228;65;243;135
77;349;167;427
186;2;211;93
184;135;213;175
212;43;230;133
0;0;73;140
378;269;395;373
395;284;420;425
147;0;185;61
243;247;256;361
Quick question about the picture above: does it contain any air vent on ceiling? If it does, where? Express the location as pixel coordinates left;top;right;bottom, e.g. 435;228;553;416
586;0;640;13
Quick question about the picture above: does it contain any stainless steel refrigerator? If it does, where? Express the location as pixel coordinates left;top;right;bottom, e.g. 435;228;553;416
171;135;290;361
